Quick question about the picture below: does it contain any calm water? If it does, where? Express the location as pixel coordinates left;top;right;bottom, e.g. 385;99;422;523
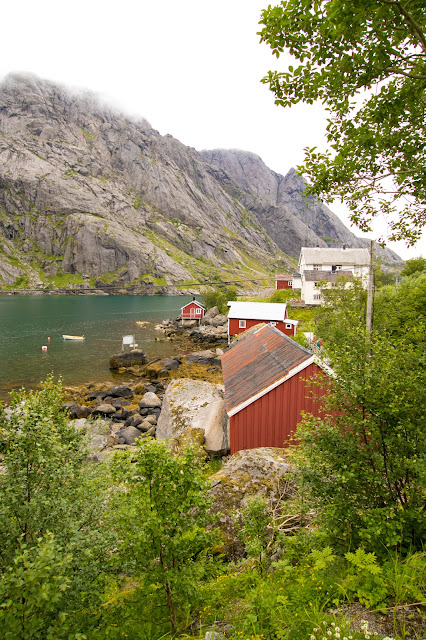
0;295;194;398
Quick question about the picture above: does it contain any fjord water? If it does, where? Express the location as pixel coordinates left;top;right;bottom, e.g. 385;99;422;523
0;295;193;399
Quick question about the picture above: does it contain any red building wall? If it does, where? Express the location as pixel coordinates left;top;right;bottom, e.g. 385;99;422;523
276;279;292;290
230;362;324;453
228;317;296;337
181;302;205;319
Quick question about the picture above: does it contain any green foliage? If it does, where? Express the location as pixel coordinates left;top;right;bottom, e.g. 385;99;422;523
400;256;426;277
297;281;426;553
0;377;111;617
109;439;219;634
259;0;426;243
14;273;29;288
269;288;293;303
0;534;77;640
202;286;238;313
240;497;273;570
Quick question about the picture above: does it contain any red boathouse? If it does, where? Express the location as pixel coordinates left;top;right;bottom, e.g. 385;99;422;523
227;301;298;338
221;324;326;453
180;298;206;322
275;274;293;289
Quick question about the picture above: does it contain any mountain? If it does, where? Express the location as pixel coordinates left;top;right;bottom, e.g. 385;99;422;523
200;149;399;263
0;74;401;291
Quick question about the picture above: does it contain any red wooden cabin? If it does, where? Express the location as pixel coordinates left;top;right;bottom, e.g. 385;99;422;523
180;297;206;322
227;301;298;337
221;324;326;453
275;274;293;289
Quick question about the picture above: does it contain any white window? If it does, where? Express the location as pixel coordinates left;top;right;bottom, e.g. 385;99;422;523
270;321;277;326
313;264;321;270
285;323;292;329
238;320;246;328
195;308;201;315
314;294;321;300
288;280;292;287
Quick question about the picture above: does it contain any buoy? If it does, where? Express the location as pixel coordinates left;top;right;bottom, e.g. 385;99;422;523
42;345;47;351
48;337;50;342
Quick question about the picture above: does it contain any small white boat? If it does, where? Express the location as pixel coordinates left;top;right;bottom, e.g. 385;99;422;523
62;334;85;340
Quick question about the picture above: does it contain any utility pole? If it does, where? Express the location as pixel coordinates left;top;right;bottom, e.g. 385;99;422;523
366;240;374;333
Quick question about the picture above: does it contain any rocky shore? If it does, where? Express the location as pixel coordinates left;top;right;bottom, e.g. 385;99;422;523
60;306;231;460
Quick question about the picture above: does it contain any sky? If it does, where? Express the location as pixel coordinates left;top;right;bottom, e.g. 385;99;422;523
0;0;424;260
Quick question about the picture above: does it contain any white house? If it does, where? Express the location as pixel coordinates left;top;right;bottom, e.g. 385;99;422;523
298;247;370;305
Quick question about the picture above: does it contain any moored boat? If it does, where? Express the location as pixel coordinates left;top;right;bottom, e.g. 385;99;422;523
62;334;85;340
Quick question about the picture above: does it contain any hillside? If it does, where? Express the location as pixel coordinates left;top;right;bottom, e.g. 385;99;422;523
0;74;402;291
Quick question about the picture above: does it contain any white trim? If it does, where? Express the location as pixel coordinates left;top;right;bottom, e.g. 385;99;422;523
227;356;315;417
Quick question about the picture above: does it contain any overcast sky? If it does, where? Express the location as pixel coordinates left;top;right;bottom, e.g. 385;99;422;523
1;0;424;259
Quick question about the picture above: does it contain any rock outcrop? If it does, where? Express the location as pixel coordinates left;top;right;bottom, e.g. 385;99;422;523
200;149;402;265
209;447;296;554
156;378;229;455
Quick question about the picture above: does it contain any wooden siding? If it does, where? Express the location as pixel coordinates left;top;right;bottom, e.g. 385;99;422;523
230;362;323;453
228;318;295;337
276;279;292;290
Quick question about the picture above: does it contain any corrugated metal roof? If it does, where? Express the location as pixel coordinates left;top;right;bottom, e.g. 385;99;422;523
304;270;353;282
221;324;314;415
301;247;370;265
227;301;287;321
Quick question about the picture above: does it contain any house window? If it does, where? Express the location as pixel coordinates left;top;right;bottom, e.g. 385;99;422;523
288;280;292;286
195;308;201;315
238;320;246;328
270;321;277;326
285;323;292;329
314;294;321;300
313;264;321;270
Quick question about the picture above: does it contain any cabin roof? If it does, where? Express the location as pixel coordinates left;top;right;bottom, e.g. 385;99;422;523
221;324;314;416
227;301;287;321
301;247;370;265
181;300;205;310
304;270;353;282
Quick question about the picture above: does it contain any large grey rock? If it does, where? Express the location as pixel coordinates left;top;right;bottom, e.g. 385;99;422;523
209;447;296;554
92;403;116;416
109;350;148;370
139;392;162;409
204;306;219;319
210;314;227;327
106;385;134;398
156;378;229;455
119;426;143;445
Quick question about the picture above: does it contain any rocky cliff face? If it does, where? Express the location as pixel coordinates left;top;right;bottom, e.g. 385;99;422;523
200;149;401;264
0;74;401;290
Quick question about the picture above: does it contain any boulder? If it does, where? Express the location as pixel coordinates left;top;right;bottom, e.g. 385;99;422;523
109;349;148;370
70;417;114;458
210;314;227;327
205;306;219;319
209;448;296;555
184;350;218;365
62;402;80;419
119;426;143;445
139;392;162;409
156;379;229;455
92;403;116;416
106;385;134;399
